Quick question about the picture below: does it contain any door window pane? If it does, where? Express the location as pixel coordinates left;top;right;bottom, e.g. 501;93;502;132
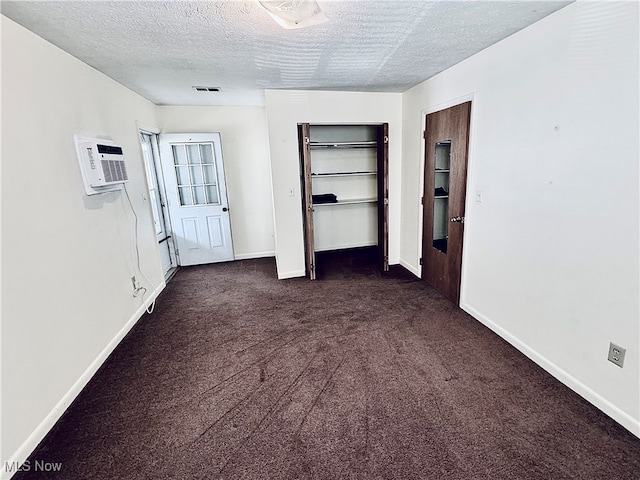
193;186;206;205
149;190;162;235
187;144;201;164
140;133;163;236
433;141;451;253
178;186;193;205
203;165;218;185
172;145;187;165
200;143;215;164
172;142;223;207
190;165;204;185
175;166;190;186
206;185;219;204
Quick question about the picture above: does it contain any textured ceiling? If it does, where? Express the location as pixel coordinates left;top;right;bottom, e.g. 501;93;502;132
1;1;572;106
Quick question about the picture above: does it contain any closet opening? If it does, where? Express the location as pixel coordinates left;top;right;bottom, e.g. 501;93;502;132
298;123;389;280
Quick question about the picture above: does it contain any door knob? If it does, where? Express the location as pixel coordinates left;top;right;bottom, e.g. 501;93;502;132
450;216;465;223
222;207;228;212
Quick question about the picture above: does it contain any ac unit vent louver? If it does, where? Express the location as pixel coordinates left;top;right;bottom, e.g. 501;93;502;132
102;159;128;183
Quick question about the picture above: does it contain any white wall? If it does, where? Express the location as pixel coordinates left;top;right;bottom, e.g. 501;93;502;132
265;90;402;279
157;107;275;260
401;1;639;435
1;16;165;475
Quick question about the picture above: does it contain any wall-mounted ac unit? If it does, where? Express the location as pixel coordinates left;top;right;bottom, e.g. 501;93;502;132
75;135;129;195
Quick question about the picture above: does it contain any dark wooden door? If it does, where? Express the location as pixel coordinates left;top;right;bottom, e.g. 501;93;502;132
299;123;316;280
377;123;390;273
422;102;471;304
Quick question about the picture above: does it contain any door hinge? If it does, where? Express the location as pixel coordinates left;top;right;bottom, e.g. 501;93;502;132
384;135;389;144
423;131;427;139
305;136;310;145
421;196;424;205
419;257;423;265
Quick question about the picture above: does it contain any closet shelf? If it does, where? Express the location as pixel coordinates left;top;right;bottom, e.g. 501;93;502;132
313;198;377;206
311;171;377;178
310;141;377;150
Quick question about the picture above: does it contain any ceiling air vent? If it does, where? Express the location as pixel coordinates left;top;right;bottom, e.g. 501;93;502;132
192;86;221;92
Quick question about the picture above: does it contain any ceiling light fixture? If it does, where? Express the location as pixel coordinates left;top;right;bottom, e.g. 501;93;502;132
258;0;328;29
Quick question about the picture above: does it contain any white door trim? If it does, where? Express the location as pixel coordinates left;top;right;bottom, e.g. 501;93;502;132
139;129;178;278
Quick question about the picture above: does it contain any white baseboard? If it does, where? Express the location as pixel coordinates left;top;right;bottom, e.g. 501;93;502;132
233;251;275;261
398;258;420;277
2;283;165;480
460;302;640;439
315;241;376;252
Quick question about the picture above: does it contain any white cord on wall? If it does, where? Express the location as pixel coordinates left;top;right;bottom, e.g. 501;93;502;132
122;183;159;314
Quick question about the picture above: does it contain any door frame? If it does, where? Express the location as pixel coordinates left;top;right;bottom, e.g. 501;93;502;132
418;93;476;304
298;124;316;279
138;126;179;278
157;133;235;266
299;123;389;280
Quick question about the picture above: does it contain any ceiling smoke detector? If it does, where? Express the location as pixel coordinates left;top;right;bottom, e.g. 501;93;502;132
192;86;221;92
259;0;328;29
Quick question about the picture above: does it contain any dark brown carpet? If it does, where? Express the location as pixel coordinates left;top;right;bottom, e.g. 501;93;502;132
16;251;640;479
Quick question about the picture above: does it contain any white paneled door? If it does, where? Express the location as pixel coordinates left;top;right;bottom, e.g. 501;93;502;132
159;133;234;266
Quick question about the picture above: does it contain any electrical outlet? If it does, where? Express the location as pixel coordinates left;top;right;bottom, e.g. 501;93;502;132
607;342;626;368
